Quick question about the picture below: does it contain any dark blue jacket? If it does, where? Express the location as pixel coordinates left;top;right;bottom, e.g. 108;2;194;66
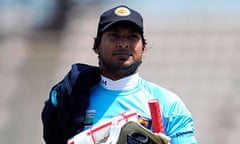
41;63;101;144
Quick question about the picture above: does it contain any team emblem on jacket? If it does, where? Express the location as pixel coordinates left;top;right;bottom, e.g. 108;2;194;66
138;115;152;129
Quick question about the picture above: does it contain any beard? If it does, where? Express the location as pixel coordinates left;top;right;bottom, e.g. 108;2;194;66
98;55;143;78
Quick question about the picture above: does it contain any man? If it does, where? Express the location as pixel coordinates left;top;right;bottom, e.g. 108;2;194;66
41;5;197;144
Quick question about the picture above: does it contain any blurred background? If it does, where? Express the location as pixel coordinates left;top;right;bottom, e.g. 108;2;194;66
0;0;239;143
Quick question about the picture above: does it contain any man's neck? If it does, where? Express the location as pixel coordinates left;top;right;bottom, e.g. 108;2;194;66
100;73;139;90
100;66;139;81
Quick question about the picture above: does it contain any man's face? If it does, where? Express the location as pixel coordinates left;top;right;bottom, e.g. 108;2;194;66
95;22;146;75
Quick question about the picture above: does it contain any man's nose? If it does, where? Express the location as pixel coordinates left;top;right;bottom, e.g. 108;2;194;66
117;37;129;48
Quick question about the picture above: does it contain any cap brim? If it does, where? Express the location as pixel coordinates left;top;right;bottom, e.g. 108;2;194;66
101;19;142;33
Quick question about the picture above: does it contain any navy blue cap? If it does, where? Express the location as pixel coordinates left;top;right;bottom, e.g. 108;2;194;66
96;5;144;36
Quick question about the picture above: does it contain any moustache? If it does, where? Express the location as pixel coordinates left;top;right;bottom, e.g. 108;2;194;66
112;49;133;56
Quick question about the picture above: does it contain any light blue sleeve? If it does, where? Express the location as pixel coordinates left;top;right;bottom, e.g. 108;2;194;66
165;114;197;144
160;93;198;144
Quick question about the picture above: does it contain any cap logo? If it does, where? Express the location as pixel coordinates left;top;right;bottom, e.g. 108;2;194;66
114;7;131;16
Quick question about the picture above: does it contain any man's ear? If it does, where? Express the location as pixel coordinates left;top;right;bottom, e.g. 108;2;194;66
142;45;146;55
93;39;99;54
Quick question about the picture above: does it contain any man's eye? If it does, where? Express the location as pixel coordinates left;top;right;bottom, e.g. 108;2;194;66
108;33;119;38
128;34;140;40
130;34;139;38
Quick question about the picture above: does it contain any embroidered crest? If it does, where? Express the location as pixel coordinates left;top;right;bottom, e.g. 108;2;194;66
138;115;152;129
115;7;131;16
